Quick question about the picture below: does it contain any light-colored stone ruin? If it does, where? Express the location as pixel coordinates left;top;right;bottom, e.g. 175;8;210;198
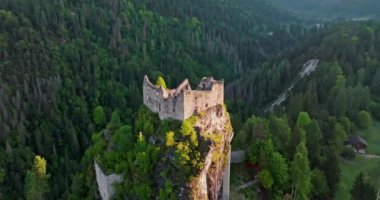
94;161;123;200
143;75;224;121
95;76;230;200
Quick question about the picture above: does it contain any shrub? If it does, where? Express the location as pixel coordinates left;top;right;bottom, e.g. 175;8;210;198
165;131;175;147
341;146;356;159
258;169;274;189
156;76;167;89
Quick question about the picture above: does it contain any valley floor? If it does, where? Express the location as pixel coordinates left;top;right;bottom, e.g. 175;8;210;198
337;156;379;200
336;121;380;200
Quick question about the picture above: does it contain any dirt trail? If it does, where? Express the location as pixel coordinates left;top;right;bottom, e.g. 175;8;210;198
265;59;319;112
358;154;380;159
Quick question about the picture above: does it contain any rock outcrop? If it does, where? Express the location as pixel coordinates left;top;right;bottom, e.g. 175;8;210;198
189;105;233;200
94;76;233;200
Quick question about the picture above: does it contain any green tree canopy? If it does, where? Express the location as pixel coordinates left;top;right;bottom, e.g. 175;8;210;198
291;142;311;200
165;131;176;147
311;169;329;199
350;173;377;200
93;106;106;126
305;120;322;167
296;112;311;129
24;156;48;200
108;111;121;130
357;111;372;129
258;169;274;190
333;123;347;153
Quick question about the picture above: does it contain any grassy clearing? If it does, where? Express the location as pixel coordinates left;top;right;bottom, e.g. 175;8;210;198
356;121;380;155
336;156;380;200
337;121;380;200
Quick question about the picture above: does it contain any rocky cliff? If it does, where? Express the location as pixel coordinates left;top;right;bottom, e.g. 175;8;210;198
154;104;233;200
189;105;233;200
94;104;233;200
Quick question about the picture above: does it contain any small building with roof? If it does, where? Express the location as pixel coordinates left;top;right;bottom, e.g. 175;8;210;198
345;135;368;154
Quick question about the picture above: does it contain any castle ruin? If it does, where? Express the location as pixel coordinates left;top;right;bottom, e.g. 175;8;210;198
143;75;224;121
95;75;230;200
94;161;123;200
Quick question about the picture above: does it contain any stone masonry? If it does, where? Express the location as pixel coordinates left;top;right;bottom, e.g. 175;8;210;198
95;76;227;200
94;161;123;200
143;75;224;121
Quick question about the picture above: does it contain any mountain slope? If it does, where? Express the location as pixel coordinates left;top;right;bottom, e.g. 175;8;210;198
230;21;380;200
268;0;380;19
0;0;305;199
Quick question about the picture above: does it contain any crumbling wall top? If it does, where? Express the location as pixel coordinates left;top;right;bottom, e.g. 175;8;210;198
143;75;224;121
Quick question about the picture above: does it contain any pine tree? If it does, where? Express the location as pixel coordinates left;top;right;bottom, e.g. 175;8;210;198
367;164;380;200
323;147;341;196
291;142;311;200
108;111;121;130
333;123;347;154
351;173;376;200
296;112;312;130
311;169;329;199
305;120;322;167
93;106;106;126
357;111;372;129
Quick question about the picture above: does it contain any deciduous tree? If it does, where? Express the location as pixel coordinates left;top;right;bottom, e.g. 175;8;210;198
156;76;167;89
24;156;49;200
291;142;311;200
357;111;372;129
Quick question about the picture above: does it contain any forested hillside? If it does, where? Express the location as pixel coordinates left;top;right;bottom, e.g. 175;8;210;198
268;0;380;19
284;22;380;120
0;0;307;199
232;21;380;199
1;0;380;199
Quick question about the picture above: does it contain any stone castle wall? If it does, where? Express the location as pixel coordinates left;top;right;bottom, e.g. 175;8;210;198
143;76;224;121
94;161;123;200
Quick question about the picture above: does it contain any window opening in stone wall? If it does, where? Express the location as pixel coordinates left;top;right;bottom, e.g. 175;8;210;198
217;106;223;117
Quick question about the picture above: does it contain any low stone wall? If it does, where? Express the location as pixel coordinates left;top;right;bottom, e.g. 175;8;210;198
231;150;246;163
94;161;123;200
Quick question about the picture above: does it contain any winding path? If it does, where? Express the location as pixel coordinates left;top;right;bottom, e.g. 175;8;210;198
265;59;319;112
358;154;380;159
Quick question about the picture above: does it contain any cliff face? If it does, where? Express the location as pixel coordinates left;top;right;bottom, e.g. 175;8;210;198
94;104;233;200
189;105;233;200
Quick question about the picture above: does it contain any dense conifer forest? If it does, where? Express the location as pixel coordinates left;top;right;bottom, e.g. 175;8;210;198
268;0;380;19
0;0;379;199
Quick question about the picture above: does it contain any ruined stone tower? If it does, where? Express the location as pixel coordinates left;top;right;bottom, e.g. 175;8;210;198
143;75;224;121
95;76;231;200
